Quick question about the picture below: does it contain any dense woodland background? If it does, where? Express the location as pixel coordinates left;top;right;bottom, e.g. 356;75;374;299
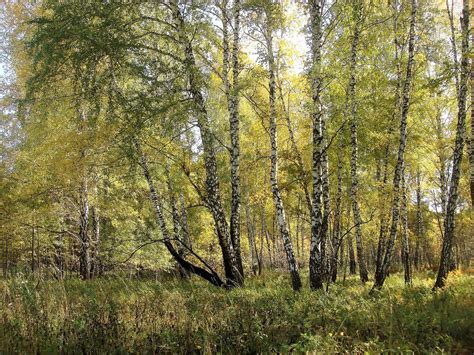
0;0;473;352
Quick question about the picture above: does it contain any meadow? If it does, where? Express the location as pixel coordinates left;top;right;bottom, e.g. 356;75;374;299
1;272;473;353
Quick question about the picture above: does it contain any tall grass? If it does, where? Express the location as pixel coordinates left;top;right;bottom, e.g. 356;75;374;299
1;272;473;353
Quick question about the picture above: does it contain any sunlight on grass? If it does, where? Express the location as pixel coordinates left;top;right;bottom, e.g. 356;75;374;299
1;272;472;353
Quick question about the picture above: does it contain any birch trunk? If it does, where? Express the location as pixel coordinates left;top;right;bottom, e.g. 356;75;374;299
321;117;330;279
401;173;412;284
373;0;417;290
79;176;90;280
166;165;189;279
179;192;192;252
330;149;343;282
296;197;301;260
171;1;240;286
434;0;470;289
347;1;368;283
434;107;457;270
265;21;302;291
471;2;474;207
414;170;423;270
309;0;325;290
435;110;448;215
90;205;100;277
222;0;243;279
375;0;403;278
444;0;462;273
137;143;225;287
348;236;356;275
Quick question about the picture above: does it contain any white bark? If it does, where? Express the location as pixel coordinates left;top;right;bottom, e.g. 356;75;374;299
374;0;418;290
434;0;469;289
265;20;302;291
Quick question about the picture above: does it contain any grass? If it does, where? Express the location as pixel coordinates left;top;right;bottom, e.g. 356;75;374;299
1;271;473;353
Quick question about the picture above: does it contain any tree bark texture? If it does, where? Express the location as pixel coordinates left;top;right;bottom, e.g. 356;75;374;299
401;172;412;284
265;19;302;291
434;0;469;289
309;0;326;290
222;0;244;279
373;0;417;290
137;144;225;288
347;1;369;283
172;1;241;286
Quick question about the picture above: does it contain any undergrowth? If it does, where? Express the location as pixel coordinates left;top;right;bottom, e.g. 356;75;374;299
0;272;473;353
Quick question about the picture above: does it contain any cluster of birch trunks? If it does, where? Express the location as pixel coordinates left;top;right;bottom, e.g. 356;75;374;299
2;0;473;293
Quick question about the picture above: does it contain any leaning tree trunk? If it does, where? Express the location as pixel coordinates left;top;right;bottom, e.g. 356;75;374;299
373;0;417;290
166;164;189;279
179;192;192;252
309;0;326;290
434;0;470;290
137;143;225;288
401;172;412;285
222;0;243;279
347;0;369;283
265;22;302;291
172;1;241;287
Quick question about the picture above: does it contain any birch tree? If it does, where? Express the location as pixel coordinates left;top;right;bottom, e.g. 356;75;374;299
375;0;403;278
347;0;369;283
401;172;411;285
308;0;326;290
373;0;418;290
221;0;244;278
171;0;242;286
434;0;470;290
137;143;226;287
264;3;302;291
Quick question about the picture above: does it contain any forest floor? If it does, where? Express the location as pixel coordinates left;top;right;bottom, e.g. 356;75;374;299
1;271;473;353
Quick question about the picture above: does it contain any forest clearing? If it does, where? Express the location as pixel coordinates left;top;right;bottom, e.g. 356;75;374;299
1;0;473;353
